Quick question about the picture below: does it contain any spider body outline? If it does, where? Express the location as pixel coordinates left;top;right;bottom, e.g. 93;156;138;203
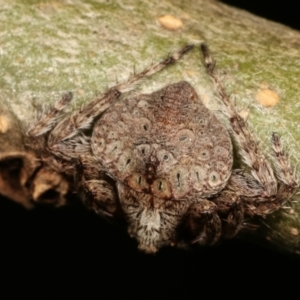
1;43;297;253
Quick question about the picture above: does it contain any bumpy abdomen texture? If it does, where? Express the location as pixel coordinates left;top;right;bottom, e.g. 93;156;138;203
92;81;232;200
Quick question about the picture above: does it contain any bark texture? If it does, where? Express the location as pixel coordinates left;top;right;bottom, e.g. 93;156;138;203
1;0;300;254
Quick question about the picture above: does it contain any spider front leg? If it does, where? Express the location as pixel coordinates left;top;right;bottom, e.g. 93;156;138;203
48;44;195;152
182;191;243;245
24;93;74;207
201;43;298;217
24;45;194;207
76;155;120;218
214;190;244;238
182;199;222;245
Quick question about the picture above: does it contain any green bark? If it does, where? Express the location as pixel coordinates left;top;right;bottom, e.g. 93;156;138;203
1;0;300;254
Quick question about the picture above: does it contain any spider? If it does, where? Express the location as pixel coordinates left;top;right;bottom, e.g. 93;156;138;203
0;43;297;253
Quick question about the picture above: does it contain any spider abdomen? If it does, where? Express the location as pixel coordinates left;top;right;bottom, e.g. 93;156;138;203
92;81;233;200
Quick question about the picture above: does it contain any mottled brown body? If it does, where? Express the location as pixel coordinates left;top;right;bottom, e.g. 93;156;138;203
93;82;232;199
0;44;297;253
91;82;233;251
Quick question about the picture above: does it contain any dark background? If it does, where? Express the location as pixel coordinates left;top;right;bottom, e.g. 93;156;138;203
1;2;300;299
221;0;300;30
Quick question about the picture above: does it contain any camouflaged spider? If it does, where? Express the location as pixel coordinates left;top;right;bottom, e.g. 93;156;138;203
1;44;297;253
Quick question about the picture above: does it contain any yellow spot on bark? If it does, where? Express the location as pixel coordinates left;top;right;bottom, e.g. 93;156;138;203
158;15;183;30
256;88;279;107
290;227;299;236
0;115;10;133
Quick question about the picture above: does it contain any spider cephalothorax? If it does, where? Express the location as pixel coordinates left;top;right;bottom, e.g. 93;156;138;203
0;44;297;253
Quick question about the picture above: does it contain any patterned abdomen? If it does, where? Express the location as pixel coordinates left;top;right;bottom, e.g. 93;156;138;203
92;81;233;200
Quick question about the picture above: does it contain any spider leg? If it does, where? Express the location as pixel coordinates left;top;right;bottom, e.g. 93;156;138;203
213;190;244;238
200;43;298;217
22;93;76;206
26;92;73;157
76;155;119;217
48;44;194;148
27;92;73;138
183;199;222;245
271;132;298;199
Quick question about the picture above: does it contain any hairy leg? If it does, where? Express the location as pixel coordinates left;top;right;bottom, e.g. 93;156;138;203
200;43;298;216
48;44;195;147
214;190;244;238
182;199;222;245
76;155;119;217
